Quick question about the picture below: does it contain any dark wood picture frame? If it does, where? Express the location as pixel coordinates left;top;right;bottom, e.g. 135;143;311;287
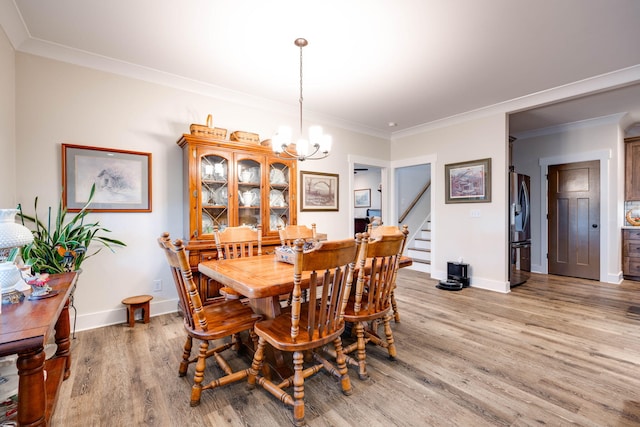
300;171;339;211
445;158;491;203
62;144;152;212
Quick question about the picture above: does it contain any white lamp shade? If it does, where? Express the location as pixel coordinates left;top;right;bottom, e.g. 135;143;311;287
0;209;34;250
309;125;323;146
296;138;310;157
320;135;332;153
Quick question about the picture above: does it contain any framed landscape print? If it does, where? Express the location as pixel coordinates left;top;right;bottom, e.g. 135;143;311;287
354;189;371;208
62;144;152;212
300;171;339;211
445;158;491;203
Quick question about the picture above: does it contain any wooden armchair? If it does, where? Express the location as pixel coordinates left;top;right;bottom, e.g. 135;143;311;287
247;237;360;426
213;225;262;299
278;223;317;304
277;223;316;246
157;233;262;406
367;224;409;322
340;229;408;380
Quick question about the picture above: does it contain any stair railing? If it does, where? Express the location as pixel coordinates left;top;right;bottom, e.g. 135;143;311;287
398;180;431;223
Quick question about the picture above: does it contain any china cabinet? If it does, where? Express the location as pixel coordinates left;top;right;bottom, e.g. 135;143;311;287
177;132;297;301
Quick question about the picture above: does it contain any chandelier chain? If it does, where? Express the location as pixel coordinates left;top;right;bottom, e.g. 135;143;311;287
299;42;304;135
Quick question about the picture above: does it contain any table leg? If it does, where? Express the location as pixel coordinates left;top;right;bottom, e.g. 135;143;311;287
248;296;281;318
55;297;72;379
17;347;46;426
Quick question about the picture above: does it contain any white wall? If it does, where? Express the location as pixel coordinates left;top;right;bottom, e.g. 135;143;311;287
512;116;625;283
14;53;389;330
0;27;15;207
391;114;509;292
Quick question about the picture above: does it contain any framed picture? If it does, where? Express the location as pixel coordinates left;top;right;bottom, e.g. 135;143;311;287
445;158;491;203
354;189;371;208
300;171;339;211
62;144;152;212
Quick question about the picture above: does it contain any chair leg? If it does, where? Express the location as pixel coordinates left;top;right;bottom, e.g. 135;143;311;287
354;322;369;380
391;290;400;323
190;340;209;407
179;336;192;377
247;337;266;389
292;351;305;427
332;337;353;395
382;314;397;359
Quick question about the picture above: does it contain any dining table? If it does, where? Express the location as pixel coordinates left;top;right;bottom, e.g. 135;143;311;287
198;254;412;319
198;253;411;379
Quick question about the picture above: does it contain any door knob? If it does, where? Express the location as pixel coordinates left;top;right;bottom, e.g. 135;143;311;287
592;224;598;228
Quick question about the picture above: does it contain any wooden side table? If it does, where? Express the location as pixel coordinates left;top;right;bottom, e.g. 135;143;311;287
0;272;77;426
121;295;153;327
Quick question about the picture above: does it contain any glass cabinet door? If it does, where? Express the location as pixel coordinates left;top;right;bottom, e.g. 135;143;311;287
200;154;229;235
236;158;262;229
268;161;291;232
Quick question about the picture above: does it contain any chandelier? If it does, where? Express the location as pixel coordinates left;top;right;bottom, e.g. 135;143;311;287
272;38;332;161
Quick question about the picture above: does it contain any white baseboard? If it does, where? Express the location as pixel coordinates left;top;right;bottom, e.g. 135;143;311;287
72;298;179;333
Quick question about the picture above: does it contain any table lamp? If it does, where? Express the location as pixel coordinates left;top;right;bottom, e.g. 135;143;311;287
0;208;34;304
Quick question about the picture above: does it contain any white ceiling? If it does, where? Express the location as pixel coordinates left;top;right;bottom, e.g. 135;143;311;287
2;0;640;137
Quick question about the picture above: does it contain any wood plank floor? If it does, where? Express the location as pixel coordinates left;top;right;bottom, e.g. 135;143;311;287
51;270;640;426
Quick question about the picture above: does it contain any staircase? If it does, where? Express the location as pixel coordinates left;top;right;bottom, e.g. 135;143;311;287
406;219;431;273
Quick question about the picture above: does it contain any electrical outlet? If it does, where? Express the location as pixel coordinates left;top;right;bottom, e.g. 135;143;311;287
470;209;481;218
153;279;162;292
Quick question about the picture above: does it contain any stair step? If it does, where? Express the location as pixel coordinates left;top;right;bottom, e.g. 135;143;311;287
412;240;431;250
406;259;430;273
408;248;430;262
408;247;430;253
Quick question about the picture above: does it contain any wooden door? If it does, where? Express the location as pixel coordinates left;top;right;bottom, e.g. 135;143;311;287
548;160;600;280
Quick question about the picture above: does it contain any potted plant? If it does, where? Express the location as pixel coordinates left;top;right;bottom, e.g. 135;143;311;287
17;184;126;274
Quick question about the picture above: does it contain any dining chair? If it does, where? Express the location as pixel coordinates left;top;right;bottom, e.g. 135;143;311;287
277;223;316;246
157;232;262;406
213;225;262;299
366;224;409;323
247;237;360;427
340;228;408;380
278;223;317;304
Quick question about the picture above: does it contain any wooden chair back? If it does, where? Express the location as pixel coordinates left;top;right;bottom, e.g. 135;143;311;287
290;237;359;343
352;230;407;315
157;232;207;332
214;225;262;260
368;224;409;253
278;223;316;246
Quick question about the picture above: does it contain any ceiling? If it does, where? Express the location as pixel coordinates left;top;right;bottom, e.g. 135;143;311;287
2;0;640;138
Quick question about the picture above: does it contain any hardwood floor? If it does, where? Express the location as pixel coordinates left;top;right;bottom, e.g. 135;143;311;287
51;270;640;426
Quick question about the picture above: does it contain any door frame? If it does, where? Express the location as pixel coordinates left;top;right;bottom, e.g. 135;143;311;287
539;149;611;282
348;155;390;236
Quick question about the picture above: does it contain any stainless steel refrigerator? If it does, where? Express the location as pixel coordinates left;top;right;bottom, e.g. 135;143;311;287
509;171;531;286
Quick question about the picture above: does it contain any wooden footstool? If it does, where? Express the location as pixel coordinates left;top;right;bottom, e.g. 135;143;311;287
121;295;153;327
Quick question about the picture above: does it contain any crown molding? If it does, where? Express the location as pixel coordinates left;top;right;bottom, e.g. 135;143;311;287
391;64;640;140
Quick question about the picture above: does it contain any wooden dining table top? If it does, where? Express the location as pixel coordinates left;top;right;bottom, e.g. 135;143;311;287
198;254;412;300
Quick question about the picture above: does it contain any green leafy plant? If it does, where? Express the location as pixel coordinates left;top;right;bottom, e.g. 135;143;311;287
17;184;126;274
